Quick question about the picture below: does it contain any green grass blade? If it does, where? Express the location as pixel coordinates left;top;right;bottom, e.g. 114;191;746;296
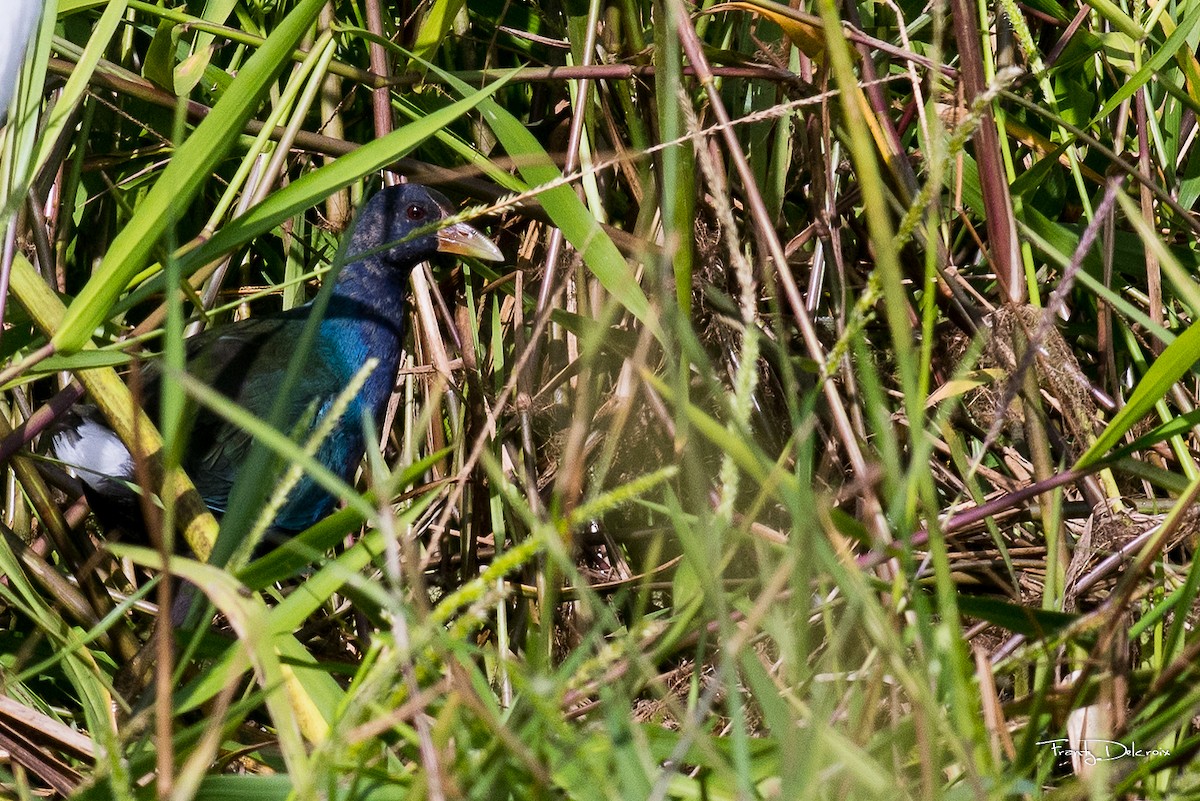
175;70;515;276
32;1;128;177
1089;0;1200;123
53;0;327;353
426;58;664;342
109;545;317;780
1076;318;1200;468
171;371;377;522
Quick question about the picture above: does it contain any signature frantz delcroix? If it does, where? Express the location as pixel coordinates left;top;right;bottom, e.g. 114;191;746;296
1037;739;1171;766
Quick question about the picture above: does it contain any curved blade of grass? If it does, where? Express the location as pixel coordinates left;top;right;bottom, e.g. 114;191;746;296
167;619;346;740
1080;0;1142;38
171;371;377;522
1106;407;1200;464
238;447;450;589
19;350;133;375
110;545;319;768
184;0;239;89
31;1;127;178
267;507;430;631
423;56;663;342
53;0;327;353
410;0;467;66
174;70;514;276
954;593;1078;639
1090;0;1200;123
8;253;220;556
170;516;437;718
1076;318;1200;469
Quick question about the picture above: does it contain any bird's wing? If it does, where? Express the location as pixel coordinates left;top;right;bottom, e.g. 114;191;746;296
173;315;343;515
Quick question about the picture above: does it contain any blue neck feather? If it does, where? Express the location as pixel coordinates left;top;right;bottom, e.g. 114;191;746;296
319;256;411;421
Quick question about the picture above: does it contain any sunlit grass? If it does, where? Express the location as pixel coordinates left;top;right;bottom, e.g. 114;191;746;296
1;0;1200;799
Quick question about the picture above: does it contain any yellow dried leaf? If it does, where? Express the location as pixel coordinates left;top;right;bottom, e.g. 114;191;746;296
708;1;829;61
926;369;1006;408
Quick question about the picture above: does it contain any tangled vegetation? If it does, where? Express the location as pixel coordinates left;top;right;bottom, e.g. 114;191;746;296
4;0;1200;798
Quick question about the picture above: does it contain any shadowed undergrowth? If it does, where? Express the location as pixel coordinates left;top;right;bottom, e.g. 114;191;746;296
3;0;1200;798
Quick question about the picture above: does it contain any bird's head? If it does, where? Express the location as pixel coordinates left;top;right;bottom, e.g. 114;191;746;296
348;183;504;269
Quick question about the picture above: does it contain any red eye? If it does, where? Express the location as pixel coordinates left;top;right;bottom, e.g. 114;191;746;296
406;204;426;221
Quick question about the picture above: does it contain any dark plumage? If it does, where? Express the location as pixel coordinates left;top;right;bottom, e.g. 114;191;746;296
53;183;503;538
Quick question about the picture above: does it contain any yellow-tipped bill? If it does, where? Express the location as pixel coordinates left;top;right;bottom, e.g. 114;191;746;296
436;222;504;262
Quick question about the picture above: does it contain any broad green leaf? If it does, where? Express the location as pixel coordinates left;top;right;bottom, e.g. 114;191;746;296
7;253;220;556
410;0;467;65
1090;0;1200;122
196;0;240;43
110;546;319;768
166;465;443;720
182;0;240;92
171;527;405;717
53;0;328;353
1076;318;1200;468
141;17;177;91
955;594;1078;638
175;71;514;275
33;1;127;177
174;45;214;95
